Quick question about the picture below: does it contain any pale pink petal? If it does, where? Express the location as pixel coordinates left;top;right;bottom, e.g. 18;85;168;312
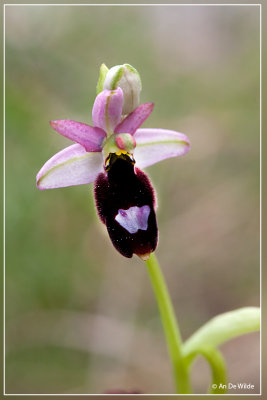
115;103;154;135
134;128;190;169
36;144;104;190
92;88;123;133
50;120;106;152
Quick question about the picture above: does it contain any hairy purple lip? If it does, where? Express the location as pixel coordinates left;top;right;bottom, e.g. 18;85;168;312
94;153;158;259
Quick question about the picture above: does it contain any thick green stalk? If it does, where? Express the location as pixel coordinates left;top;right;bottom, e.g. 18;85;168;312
145;252;191;394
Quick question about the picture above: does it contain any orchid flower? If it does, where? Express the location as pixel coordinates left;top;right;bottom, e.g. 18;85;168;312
36;87;190;260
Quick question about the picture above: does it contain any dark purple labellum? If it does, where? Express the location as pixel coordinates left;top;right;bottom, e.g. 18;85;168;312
94;153;158;259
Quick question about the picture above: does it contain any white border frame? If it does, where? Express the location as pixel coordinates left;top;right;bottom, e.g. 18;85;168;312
3;2;262;396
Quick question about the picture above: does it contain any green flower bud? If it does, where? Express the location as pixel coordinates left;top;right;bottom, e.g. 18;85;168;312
102;64;142;115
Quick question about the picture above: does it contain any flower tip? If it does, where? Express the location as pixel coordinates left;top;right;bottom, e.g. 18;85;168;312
184;136;191;151
36;168;50;190
36;177;44;190
142;102;154;115
36;169;47;190
49;120;59;129
137;252;151;261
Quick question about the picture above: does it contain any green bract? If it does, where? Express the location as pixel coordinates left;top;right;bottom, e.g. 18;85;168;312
183;307;260;359
182;307;260;394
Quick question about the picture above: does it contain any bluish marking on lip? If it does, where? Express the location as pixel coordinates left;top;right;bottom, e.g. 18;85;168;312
115;205;150;234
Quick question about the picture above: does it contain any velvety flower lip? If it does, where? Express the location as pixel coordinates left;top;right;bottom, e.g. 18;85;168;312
94;154;158;259
36;88;190;190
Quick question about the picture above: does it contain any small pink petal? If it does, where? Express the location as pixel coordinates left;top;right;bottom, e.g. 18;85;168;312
115;103;154;135
36;144;104;190
50;120;106;152
134;128;190;169
92;88;123;133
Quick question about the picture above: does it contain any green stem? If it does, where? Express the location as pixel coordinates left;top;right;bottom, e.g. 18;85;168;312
198;347;227;394
145;252;191;394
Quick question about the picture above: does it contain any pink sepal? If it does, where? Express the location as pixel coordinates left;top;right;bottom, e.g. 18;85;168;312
115;103;154;135
133;128;190;169
36;144;104;190
50;120;106;152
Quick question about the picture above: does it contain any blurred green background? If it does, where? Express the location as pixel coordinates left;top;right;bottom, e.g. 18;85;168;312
5;4;260;395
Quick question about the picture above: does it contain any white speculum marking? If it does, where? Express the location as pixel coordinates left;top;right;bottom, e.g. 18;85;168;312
115;205;150;234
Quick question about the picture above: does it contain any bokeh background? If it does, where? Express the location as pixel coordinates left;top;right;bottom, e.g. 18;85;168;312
5;4;260;395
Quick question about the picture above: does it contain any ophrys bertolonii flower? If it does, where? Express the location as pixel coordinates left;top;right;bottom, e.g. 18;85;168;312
36;87;190;259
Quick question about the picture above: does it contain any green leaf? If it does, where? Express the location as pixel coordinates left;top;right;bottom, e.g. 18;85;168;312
183;307;260;359
96;63;109;95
